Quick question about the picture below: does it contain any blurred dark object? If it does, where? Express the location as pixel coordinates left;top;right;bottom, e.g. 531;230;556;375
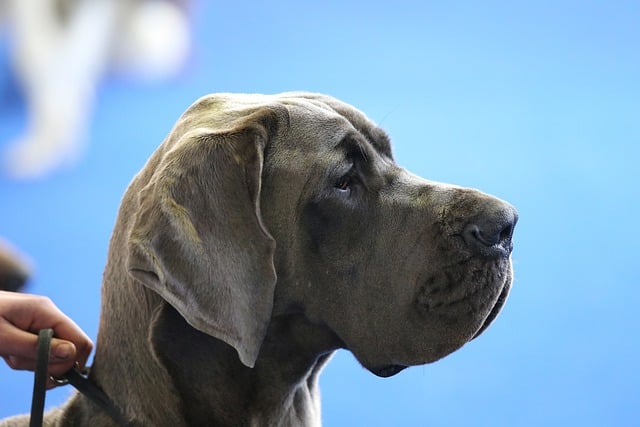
0;239;31;292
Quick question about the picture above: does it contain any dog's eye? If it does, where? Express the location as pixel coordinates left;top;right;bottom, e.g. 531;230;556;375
334;160;358;195
335;169;360;195
335;175;352;193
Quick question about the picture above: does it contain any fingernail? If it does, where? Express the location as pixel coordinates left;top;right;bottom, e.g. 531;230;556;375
53;342;74;360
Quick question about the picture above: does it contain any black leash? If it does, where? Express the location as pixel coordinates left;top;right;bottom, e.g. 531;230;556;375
30;329;132;427
30;329;53;427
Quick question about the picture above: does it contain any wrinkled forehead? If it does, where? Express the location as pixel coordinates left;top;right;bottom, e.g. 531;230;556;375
181;92;393;159
273;93;394;159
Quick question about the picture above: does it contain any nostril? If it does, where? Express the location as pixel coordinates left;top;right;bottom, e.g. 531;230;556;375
462;205;517;257
498;222;514;245
464;224;500;247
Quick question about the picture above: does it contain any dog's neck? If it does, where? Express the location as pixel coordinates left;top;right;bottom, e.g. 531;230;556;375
245;313;340;425
147;303;340;426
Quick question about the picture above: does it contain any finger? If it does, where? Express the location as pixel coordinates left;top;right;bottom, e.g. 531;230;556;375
5;351;78;390
48;339;78;377
45;318;93;370
5;356;62;389
1;293;91;354
0;292;94;373
66;334;92;370
0;320;38;360
3;344;77;374
0;328;80;374
4;355;36;371
24;298;90;344
15;297;94;369
50;338;76;361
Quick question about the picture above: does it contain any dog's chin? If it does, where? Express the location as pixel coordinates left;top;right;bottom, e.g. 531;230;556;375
367;364;408;378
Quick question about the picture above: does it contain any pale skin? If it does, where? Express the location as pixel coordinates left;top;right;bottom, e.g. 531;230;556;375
0;291;93;389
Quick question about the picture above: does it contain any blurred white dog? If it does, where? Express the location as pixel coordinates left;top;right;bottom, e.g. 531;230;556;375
2;0;191;179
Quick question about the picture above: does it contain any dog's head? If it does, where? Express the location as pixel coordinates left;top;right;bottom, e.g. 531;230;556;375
127;92;517;375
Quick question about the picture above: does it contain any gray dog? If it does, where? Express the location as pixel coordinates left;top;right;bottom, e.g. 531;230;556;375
3;92;517;426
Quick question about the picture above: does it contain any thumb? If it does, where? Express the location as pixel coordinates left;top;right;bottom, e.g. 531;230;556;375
48;339;79;379
50;338;77;362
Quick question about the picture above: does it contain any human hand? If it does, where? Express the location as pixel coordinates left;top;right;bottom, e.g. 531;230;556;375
0;291;93;388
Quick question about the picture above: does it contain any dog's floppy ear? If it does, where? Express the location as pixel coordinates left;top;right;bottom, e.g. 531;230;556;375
127;106;277;368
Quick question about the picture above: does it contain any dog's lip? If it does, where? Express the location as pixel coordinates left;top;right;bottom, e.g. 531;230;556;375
368;364;408;378
416;256;511;313
471;281;510;340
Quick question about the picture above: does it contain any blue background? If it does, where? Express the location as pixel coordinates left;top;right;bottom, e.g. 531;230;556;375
1;1;639;425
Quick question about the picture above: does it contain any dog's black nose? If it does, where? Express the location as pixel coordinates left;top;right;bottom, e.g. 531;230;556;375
463;202;518;258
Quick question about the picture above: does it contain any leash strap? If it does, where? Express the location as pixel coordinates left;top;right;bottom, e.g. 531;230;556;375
30;329;53;427
62;366;132;426
30;329;132;427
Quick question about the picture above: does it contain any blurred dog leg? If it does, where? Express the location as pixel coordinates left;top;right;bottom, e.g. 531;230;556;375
3;0;120;179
